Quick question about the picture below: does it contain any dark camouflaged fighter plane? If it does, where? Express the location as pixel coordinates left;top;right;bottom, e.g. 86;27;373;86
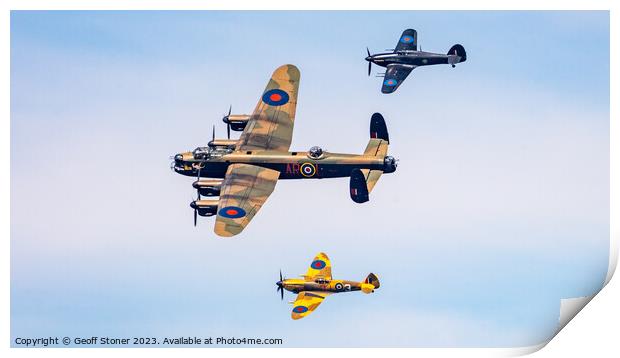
171;64;398;237
366;29;467;94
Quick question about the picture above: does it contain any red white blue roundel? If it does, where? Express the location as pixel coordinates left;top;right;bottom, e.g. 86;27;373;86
311;260;326;270
384;79;398;87
300;163;317;177
262;89;289;106
218;206;246;219
400;35;414;44
293;305;308;313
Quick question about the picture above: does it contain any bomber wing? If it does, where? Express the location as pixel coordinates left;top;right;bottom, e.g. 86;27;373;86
304;252;332;281
236;64;300;152
214;163;280;237
291;291;331;320
381;64;415;94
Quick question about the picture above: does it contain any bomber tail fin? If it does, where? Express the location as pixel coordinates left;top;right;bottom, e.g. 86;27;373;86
351;113;396;203
351;113;395;202
350;169;370;203
368;112;389;144
365;112;389;159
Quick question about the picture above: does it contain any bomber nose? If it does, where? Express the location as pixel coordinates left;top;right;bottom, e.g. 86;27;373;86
171;153;183;172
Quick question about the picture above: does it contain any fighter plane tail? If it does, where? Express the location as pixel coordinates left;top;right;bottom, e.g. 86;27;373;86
361;273;380;293
447;44;467;64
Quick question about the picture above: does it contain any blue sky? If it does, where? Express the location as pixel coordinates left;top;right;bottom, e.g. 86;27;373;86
11;11;609;347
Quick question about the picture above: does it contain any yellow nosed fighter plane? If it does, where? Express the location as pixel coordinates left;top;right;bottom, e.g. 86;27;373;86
276;252;380;320
171;64;398;237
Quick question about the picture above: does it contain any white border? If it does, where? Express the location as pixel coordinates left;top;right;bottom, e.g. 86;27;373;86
0;0;616;11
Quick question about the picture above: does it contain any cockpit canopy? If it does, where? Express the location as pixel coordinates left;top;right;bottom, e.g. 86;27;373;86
193;145;233;160
308;146;323;159
193;147;210;160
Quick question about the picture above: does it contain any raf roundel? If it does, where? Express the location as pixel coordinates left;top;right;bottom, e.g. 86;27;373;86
384;79;398;87
300;163;317;177
218;206;246;219
400;35;414;44
311;260;326;270
293;306;308;314
262;89;290;106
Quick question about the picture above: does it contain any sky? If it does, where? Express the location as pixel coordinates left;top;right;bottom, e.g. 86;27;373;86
10;11;610;347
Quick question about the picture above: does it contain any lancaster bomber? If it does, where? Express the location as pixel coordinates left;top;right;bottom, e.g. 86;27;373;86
366;28;467;94
171;64;398;237
277;252;380;320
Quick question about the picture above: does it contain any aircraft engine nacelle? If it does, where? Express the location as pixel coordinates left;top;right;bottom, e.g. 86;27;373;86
383;155;398;173
192;179;223;197
361;283;376;294
190;199;219;217
208;139;237;150
223;114;251;132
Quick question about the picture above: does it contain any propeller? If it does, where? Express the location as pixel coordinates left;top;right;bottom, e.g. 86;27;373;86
192;164;203;227
366;47;372;76
196;165;202;200
276;270;284;300
191;164;203;226
212;124;215;143
190;194;199;227
226;105;231;139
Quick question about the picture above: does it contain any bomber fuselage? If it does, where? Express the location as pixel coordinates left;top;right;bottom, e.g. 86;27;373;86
172;148;395;180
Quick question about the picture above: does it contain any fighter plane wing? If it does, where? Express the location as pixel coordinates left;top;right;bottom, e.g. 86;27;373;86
236;64;300;152
395;29;418;52
291;291;332;320
214;163;280;237
304;252;332;281
381;64;415;94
